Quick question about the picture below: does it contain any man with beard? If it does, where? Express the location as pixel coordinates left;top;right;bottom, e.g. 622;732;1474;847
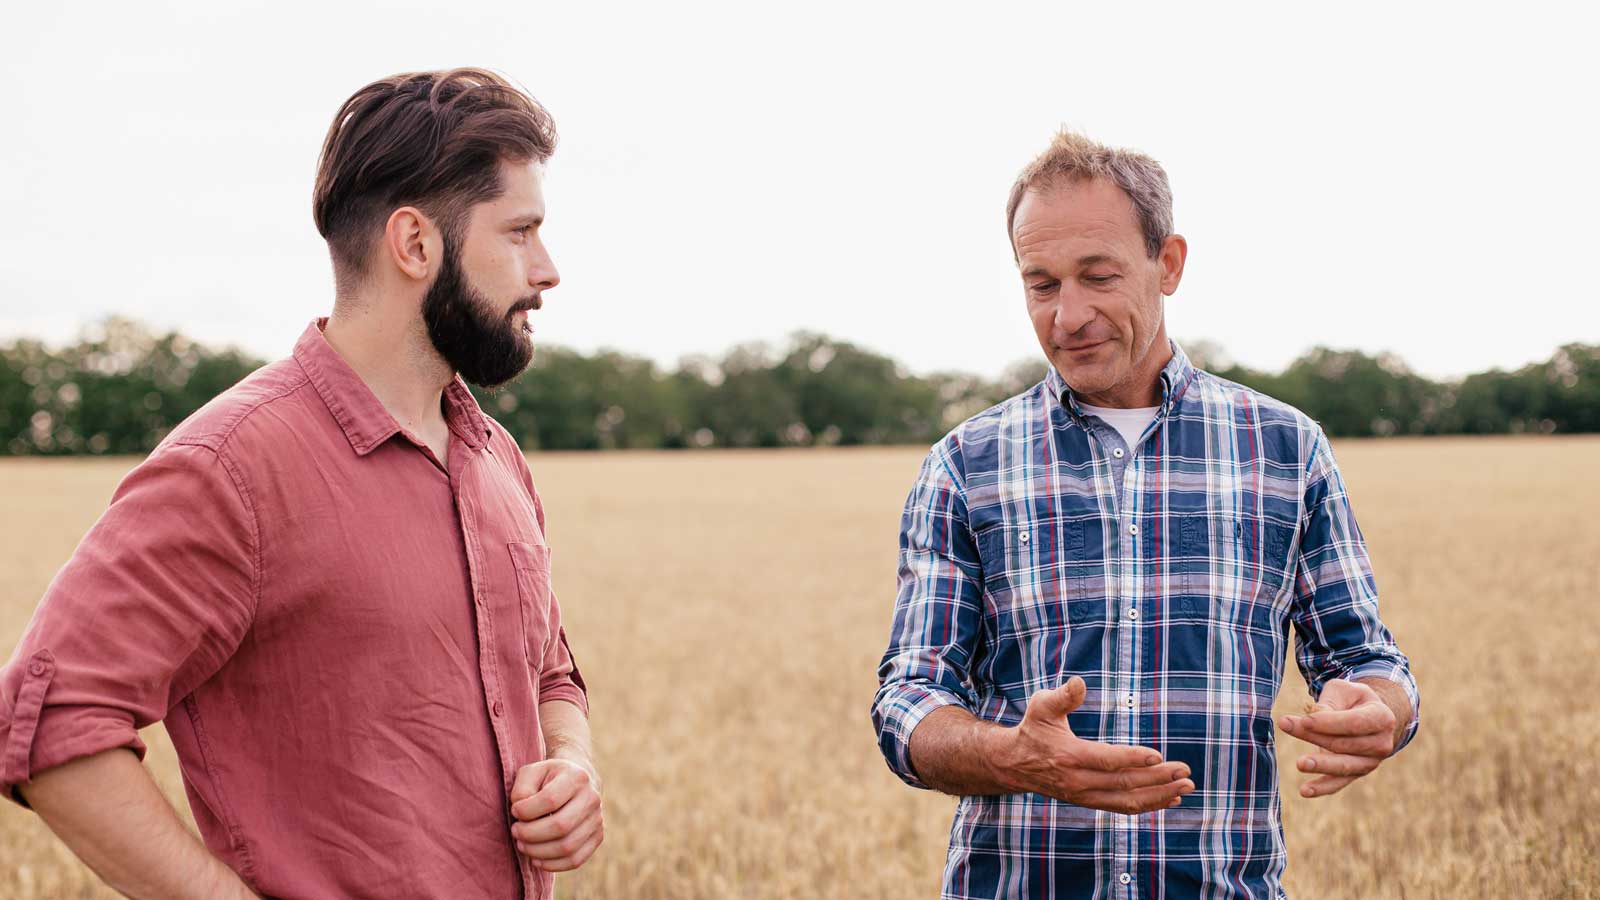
0;70;600;899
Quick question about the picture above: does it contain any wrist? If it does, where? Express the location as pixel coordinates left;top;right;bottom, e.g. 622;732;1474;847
1355;677;1412;754
551;747;600;790
979;721;1029;794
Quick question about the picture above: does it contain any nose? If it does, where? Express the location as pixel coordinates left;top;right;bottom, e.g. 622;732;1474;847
1052;291;1096;338
528;238;560;292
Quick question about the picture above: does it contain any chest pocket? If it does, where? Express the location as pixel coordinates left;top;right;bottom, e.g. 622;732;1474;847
974;518;1107;692
508;541;553;670
1177;514;1297;617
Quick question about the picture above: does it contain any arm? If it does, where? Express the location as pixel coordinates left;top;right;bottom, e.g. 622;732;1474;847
539;698;597;781
873;443;1190;813
505;462;601;871
509;700;603;872
0;444;258;885
1281;427;1421;797
20;749;256;900
911;680;1194;813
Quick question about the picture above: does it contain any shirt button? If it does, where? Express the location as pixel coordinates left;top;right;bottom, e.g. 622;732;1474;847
1112;447;1125;459
1127;608;1138;620
27;660;46;677
1120;872;1132;885
1126;694;1137;709
1128;524;1139;536
1019;530;1030;543
492;701;505;717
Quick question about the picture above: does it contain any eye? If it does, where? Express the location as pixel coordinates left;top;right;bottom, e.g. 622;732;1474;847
1028;280;1059;296
1084;274;1120;286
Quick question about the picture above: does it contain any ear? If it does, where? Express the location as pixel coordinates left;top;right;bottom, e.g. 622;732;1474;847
381;206;443;283
1157;233;1188;296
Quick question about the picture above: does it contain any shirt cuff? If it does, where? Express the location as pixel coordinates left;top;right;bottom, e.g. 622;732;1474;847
874;684;969;790
2;651;147;808
1344;662;1421;754
537;681;589;718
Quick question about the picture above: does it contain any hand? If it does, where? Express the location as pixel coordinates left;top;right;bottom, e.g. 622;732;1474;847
997;676;1194;814
509;758;604;872
1279;678;1397;798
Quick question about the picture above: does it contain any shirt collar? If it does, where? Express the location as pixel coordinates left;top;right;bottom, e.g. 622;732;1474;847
1045;338;1199;424
293;318;491;457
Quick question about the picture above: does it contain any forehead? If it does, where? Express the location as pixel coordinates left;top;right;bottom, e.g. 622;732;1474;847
1012;178;1142;261
481;158;545;213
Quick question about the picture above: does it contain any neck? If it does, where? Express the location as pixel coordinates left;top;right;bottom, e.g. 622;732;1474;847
322;300;454;432
1077;331;1173;409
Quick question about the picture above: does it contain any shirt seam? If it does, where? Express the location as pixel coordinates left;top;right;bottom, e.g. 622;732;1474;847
182;695;258;884
213;445;264;624
165;371;313;456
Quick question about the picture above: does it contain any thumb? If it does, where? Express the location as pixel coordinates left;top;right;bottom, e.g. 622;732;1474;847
1029;676;1087;720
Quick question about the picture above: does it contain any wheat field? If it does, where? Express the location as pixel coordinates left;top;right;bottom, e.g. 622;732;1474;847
2;437;1598;899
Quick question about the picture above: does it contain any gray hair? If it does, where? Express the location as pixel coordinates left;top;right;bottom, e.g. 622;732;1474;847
1005;129;1173;259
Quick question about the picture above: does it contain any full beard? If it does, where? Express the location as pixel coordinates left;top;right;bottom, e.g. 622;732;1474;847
421;241;535;389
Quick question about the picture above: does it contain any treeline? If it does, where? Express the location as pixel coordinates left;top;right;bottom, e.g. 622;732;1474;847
2;317;1596;455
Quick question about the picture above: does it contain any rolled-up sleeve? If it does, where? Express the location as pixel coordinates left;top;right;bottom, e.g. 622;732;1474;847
1289;427;1421;753
0;441;258;804
871;440;984;789
537;593;588;716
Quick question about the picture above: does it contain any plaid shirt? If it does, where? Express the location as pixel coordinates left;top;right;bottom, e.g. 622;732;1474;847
872;341;1419;899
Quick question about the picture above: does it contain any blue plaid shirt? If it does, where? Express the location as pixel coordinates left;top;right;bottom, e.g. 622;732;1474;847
872;341;1419;899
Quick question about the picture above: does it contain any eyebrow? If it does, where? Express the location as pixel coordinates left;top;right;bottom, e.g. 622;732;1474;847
1021;255;1121;279
503;213;544;228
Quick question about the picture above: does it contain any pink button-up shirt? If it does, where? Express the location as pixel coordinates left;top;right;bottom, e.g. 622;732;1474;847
1;319;587;899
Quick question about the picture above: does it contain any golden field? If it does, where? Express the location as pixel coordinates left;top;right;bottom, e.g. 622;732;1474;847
2;436;1598;899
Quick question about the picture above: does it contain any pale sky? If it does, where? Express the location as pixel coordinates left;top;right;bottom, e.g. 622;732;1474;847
3;2;1595;380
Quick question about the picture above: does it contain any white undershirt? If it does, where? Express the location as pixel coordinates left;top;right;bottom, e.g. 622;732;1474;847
1077;402;1160;451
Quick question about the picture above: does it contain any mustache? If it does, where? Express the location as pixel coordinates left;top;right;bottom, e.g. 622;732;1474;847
510;294;542;314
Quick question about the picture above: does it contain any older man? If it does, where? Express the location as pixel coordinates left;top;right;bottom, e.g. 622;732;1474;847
872;130;1419;897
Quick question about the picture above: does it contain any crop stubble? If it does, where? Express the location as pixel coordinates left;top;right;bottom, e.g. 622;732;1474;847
1;437;1596;898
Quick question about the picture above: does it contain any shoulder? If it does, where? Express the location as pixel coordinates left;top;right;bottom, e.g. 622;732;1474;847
927;380;1055;486
156;357;313;457
1182;367;1325;465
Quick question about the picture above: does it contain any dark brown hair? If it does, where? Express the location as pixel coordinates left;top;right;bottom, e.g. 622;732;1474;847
312;68;557;291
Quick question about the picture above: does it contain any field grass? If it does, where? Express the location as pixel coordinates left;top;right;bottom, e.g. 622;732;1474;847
2;437;1598;898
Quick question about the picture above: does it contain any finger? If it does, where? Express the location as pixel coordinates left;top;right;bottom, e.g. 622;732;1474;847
509;762;551;804
1300;774;1357;798
1278;723;1356;754
512;768;584;821
1072;739;1165;772
1280;704;1389;738
528;830;604;872
1295;752;1381;778
1028;676;1087;721
1073;762;1191;792
1075;778;1195;815
513;789;600;843
518;816;603;861
1284;731;1392;756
